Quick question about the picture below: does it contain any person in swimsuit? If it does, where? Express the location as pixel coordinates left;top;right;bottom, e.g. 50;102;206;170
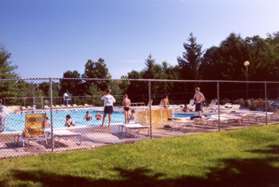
84;111;92;121
65;114;75;127
193;87;205;117
122;94;131;124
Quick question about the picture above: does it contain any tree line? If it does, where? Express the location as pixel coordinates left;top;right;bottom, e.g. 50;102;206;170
1;32;279;106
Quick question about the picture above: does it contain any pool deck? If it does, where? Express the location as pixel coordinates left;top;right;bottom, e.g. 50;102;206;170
1;115;279;159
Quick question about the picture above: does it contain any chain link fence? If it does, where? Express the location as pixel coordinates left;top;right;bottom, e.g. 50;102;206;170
0;78;279;158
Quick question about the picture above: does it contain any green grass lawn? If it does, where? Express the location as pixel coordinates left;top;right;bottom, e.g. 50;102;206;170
0;125;278;187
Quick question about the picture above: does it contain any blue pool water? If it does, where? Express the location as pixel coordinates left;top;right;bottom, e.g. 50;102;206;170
174;113;195;119
4;110;196;132
4;109;124;132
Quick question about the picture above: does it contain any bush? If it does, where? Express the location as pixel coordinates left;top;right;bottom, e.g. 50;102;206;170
233;98;245;107
246;98;270;111
221;98;231;105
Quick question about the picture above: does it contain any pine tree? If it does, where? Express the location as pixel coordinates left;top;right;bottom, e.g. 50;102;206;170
177;33;203;80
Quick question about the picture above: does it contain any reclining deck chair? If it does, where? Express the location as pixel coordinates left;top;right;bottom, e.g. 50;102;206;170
21;113;48;146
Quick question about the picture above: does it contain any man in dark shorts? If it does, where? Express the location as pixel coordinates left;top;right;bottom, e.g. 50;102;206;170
122;94;131;124
193;87;205;117
101;89;116;127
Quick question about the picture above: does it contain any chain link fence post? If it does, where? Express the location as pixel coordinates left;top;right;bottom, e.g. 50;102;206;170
217;81;221;131
148;81;152;138
264;81;268;125
49;78;54;152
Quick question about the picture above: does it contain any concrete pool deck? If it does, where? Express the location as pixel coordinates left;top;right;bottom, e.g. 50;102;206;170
1;116;279;159
1;105;279;159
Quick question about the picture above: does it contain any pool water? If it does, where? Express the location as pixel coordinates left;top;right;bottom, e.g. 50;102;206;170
4;109;125;132
174;113;196;119
4;110;196;132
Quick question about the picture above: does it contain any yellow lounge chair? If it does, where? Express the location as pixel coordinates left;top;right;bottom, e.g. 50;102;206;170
21;113;48;146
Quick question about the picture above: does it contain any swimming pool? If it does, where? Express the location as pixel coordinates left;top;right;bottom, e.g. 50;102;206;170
4;109;125;132
3;110;196;132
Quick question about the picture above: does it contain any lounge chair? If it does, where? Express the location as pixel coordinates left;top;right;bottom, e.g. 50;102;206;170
20;113;48;146
220;103;241;113
232;111;271;124
45;128;82;145
205;99;218;113
122;123;150;137
193;114;241;127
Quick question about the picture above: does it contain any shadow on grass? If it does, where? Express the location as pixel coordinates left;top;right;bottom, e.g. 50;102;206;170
3;145;279;187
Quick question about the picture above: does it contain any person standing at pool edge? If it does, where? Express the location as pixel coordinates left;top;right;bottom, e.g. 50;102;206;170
101;89;116;127
193;87;205;117
122;94;131;124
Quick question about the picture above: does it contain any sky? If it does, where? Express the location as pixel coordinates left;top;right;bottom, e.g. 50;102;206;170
0;0;279;78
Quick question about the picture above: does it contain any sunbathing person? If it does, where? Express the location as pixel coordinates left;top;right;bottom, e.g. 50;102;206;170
84;111;92;121
43;116;50;128
182;105;189;112
65;114;75;127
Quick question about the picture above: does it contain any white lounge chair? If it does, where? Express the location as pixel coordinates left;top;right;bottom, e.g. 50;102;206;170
220;103;241;113
45;129;82;145
206;99;218;112
193;114;241;127
122;123;150;137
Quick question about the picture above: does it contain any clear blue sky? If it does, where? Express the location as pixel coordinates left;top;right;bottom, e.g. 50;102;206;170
1;0;279;78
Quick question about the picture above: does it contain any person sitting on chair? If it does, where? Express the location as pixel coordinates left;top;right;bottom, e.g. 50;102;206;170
43;116;50;128
128;109;136;123
160;96;169;108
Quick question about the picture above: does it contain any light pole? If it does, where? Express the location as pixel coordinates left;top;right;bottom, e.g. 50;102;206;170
244;61;250;99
